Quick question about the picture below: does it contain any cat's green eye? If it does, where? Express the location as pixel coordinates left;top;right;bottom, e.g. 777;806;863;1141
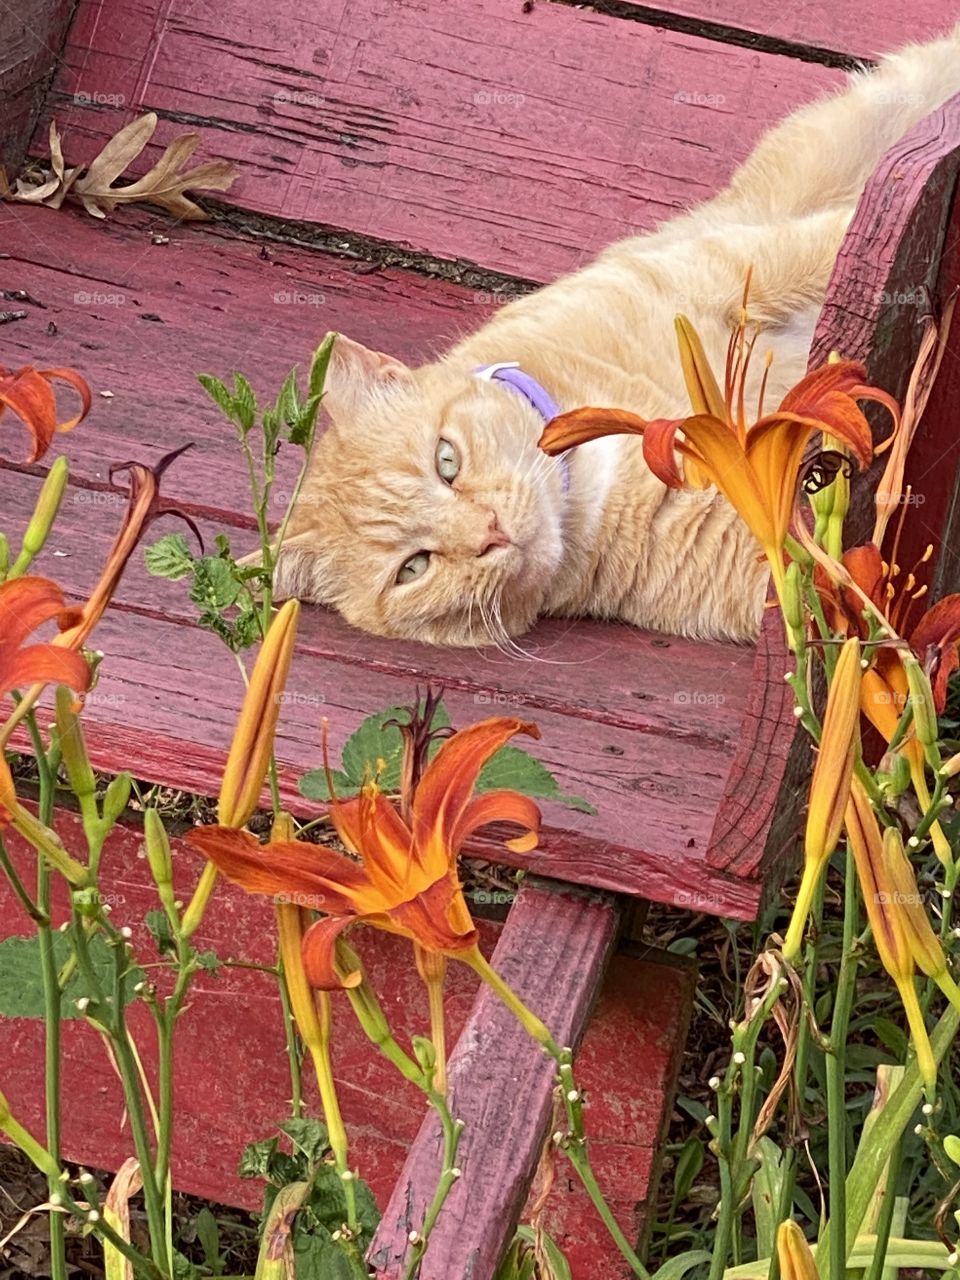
396;551;431;585
435;437;461;483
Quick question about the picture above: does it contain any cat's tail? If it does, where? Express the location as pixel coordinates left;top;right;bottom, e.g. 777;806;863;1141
708;24;960;222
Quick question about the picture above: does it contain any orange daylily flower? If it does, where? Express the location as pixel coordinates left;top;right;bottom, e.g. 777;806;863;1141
0;576;91;703
187;717;542;989
0;365;91;462
540;309;896;592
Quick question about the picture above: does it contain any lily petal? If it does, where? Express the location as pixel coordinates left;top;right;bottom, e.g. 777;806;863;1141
451;790;541;853
412;717;540;872
301;916;363;990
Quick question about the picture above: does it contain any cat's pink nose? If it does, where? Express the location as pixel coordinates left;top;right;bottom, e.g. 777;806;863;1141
477;512;512;556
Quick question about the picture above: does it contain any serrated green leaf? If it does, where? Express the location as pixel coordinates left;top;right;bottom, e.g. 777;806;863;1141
190;557;244;612
196;950;221;973
197;373;235;421
309;333;337;401
232;373;257;433
238;1136;279;1181
0;933;142;1019
281;1118;330;1165
292;1234;367;1280
276;368;300;427
340;702;450;792
144;533;195;581
290;393;323;448
475;745;596;815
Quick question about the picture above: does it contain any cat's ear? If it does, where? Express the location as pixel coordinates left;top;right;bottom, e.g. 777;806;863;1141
324;334;413;419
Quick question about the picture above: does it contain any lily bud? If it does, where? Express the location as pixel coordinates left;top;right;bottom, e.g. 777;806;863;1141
11;456;69;576
847;780;937;1091
144;809;175;904
55;685;96;807
877;750;911;799
101;773;132;826
882;826;960;1013
776;1220;821;1280
218;599;300;828
903;656;940;762
784;637;862;961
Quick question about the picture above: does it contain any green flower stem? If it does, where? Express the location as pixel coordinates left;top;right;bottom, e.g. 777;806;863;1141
465;950;652;1280
403;1104;464;1280
820;846;860;1280
26;709;68;1280
277;956;304;1120
107;939;169;1271
0;831;47;923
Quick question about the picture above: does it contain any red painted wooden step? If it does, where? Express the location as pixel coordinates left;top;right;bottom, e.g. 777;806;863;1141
0;813;694;1280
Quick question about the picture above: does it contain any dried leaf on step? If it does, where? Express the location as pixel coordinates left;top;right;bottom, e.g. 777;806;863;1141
0;112;237;222
72;111;237;219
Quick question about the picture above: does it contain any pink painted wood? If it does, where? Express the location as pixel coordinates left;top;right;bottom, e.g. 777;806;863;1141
0;817;692;1280
39;0;843;280
611;0;959;60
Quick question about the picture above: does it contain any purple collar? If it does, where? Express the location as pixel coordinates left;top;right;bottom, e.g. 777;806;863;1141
474;362;571;490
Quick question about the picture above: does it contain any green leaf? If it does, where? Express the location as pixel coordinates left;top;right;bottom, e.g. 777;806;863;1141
290;393;323;448
309;333;337;401
190;557;244;612
475;746;596;815
197;373;236;421
298;767;358;803
944;1134;960;1167
508;1227;572;1280
649;1250;712;1280
238;1136;279;1181
196;950;221;973
292;1233;368;1280
232;373;257;433
280;1118;330;1165
672;1134;705;1208
145;908;175;956
194;1207;222;1276
144;533;195;581
750;1137;783;1259
0;933;143;1020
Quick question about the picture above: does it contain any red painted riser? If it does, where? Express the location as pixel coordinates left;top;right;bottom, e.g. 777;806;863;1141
0;812;691;1279
40;0;842;281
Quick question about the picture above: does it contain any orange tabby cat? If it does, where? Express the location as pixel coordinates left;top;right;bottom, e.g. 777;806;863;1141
273;29;960;647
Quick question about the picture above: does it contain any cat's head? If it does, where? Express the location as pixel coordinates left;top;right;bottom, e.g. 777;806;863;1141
273;336;567;646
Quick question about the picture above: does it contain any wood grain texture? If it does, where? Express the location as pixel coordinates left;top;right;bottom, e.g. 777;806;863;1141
0;824;691;1279
40;0;841;280
0;0;73;172
367;880;621;1278
610;0;960;61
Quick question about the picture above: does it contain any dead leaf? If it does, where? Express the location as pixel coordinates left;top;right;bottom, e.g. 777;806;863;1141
103;1159;143;1280
0;113;237;222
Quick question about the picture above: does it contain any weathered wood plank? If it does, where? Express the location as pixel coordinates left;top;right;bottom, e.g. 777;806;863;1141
0;0;73;173
40;0;842;279
1;465;766;916
610;0;959;61
367;880;622;1279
